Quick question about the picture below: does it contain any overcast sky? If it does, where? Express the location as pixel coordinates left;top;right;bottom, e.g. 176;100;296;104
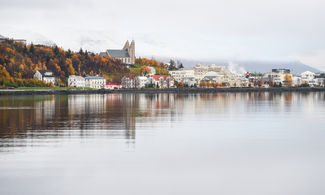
1;0;325;70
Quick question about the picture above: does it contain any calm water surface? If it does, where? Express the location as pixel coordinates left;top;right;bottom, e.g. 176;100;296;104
1;93;325;195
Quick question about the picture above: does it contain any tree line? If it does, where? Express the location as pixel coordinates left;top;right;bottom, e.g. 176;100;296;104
0;40;130;87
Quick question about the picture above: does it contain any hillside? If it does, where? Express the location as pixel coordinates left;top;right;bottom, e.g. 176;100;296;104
0;39;130;87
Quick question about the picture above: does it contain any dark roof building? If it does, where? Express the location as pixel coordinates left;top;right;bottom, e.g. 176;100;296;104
99;40;135;65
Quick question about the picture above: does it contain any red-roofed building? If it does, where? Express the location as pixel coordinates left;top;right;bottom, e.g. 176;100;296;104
105;83;122;90
149;75;175;88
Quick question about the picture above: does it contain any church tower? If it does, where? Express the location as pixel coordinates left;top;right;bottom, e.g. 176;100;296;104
123;40;130;51
129;40;135;64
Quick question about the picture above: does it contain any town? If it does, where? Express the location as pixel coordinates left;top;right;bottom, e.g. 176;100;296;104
1;35;325;90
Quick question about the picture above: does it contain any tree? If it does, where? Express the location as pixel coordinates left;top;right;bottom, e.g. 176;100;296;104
168;59;176;70
177;81;184;88
284;74;293;87
139;65;151;76
177;60;184;69
29;43;35;54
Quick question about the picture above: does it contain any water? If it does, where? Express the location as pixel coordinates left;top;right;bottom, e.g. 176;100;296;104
0;93;325;195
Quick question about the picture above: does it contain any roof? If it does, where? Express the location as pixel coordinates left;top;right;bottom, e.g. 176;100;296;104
37;70;54;77
106;50;130;58
0;35;6;39
69;75;84;79
85;76;105;80
301;71;315;75
151;75;173;81
106;83;121;86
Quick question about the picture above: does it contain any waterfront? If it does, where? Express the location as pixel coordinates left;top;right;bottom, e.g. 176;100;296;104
1;92;325;195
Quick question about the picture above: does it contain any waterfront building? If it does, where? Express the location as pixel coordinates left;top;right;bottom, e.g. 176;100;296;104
135;76;149;88
169;69;195;82
99;40;135;65
34;70;56;84
85;76;106;89
263;69;293;86
293;76;302;87
194;64;232;80
150;75;175;88
121;76;135;89
105;83;122;90
68;75;85;87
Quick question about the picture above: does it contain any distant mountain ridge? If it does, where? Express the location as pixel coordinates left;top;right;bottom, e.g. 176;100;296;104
157;58;321;75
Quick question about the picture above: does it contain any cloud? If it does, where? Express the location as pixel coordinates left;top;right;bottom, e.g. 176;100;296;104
0;0;324;70
290;50;325;72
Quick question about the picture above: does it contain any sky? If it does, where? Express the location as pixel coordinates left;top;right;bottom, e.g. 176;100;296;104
0;0;325;71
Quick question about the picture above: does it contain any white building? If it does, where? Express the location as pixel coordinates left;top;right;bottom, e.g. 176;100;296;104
85;76;106;89
34;70;56;84
263;69;293;86
301;71;316;86
68;75;85;87
135;76;149;88
293;76;302;87
169;69;195;82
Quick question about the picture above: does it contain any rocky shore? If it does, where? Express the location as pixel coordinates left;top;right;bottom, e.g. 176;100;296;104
1;87;325;96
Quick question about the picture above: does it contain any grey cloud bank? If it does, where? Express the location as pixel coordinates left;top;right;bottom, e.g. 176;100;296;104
1;0;324;70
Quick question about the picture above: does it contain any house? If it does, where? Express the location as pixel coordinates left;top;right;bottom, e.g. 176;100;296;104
68;75;85;87
121;76;135;88
99;40;135;65
263;69;293;86
135;76;148;88
34;70;56;84
301;71;316;86
121;76;148;88
169;69;195;82
150;75;175;88
85;76;106;89
105;83;122;90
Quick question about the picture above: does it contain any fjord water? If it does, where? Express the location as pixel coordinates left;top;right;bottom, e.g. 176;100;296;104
1;93;325;195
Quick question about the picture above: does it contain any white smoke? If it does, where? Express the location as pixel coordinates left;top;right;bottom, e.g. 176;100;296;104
227;61;247;75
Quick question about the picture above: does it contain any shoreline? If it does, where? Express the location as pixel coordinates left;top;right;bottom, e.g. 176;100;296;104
1;87;325;96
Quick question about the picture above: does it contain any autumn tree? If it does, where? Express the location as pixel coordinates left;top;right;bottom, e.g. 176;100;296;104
139;65;151;76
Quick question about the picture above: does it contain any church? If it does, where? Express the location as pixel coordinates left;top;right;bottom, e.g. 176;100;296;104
100;40;135;65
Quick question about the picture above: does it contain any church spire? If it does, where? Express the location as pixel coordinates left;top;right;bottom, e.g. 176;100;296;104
123;40;130;50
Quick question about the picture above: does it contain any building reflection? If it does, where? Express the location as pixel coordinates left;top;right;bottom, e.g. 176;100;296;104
0;92;324;149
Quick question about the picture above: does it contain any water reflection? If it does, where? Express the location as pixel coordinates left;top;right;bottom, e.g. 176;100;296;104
1;92;325;195
0;92;325;148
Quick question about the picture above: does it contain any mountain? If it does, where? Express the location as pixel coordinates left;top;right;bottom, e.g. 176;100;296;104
157;58;321;75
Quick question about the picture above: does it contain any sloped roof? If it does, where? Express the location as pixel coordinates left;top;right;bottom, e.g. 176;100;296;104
106;83;121;85
106;50;130;58
0;35;6;39
85;76;105;80
37;70;54;77
151;75;173;81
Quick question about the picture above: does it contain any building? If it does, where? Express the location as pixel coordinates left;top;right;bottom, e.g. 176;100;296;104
301;71;316;86
169;69;195;82
100;40;135;65
150;75;175;88
68;75;85;87
105;83;122;90
135;76;148;88
194;64;232;80
121;76;135;89
85;76;106;89
121;76;149;88
263;69;293;86
34;70;56;84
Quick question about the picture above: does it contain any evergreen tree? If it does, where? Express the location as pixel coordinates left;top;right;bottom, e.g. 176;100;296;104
168;59;176;70
29;43;35;54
